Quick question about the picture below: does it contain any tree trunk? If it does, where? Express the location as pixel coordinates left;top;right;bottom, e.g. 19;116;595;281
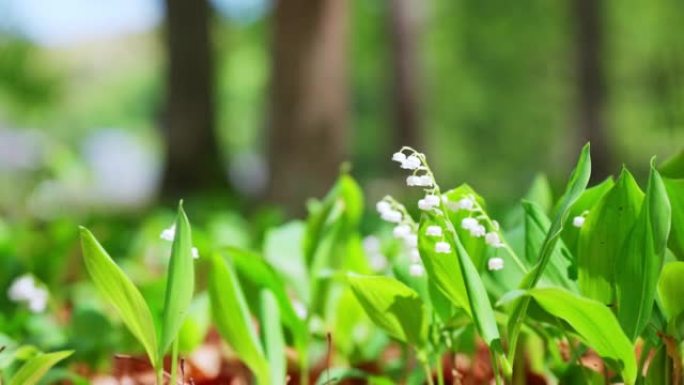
388;0;423;149
268;0;349;215
161;0;228;199
574;0;612;181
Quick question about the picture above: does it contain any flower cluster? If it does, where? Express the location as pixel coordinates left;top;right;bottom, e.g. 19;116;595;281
160;224;200;259
376;198;424;277
7;274;49;313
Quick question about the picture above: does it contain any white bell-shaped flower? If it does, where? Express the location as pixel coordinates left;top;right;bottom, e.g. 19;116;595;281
404;234;418;248
406;175;421;186
457;197;475;211
572;216;586;228
393;224;412;239
409;263;425;277
401;155;421;170
160;224;176;241
392;152;407;163
435;241;451;254
409;248;421;263
461;217;479;231
485;232;503;248
426;225;442;237
488;257;505;271
381;210;403;223
469;224;486;238
376;200;392;214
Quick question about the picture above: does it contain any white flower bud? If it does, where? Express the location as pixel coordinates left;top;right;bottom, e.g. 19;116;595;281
409;263;425;277
192;247;200;259
409;248;421;263
470;224;486;238
393;224;412;239
461;217;479;230
401;155;421;170
485;232;503;248
376;200;392;214
370;253;388;271
406;175;421;186
392;152;407;163
435;241;451;254
488;257;505;271
457;197;475;211
404;234;418;248
417;175;433;187
418;199;433;211
426;225;442;237
381;210;402;223
424;194;440;206
363;236;381;254
8;274;49;313
572;216;586;228
160;224;176;241
293;301;308;320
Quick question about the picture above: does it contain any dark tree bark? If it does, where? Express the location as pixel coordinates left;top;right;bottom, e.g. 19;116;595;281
388;0;423;149
268;0;349;215
574;0;613;181
161;0;228;199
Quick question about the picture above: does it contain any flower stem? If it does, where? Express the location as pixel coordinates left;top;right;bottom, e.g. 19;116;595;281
170;339;179;385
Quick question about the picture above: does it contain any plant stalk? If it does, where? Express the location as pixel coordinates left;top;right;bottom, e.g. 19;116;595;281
170;339;179;385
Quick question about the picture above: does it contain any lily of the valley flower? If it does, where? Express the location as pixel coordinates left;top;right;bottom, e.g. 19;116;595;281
435;241;451;254
426;225;442;237
409;263;425;277
485;232;503;248
7;274;49;313
572;215;586;228
488;257;505;271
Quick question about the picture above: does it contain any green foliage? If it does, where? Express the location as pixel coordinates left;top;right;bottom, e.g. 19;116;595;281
260;290;286;385
207;253;270;384
513;288;636;384
615;162;671;340
347;274;428;348
159;201;195;358
79;227;159;366
578;168;643;303
7;350;73;385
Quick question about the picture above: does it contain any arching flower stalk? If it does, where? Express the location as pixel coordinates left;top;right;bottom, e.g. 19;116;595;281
377;195;425;276
391;146;527;272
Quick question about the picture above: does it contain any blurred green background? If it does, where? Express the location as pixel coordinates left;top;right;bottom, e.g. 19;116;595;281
1;0;683;218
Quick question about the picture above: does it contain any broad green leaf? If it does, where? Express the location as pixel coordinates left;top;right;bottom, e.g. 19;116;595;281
347;274;428;347
662;178;684;259
578;169;643;304
616;162;671;341
208;253;269;384
508;144;591;359
79;227;158;366
561;177;614;256
8;350;73;385
159;202;195;359
521;288;637;385
522;201;576;291
260;290;286;385
417;214;469;313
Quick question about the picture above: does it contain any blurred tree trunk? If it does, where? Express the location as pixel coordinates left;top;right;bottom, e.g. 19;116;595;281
574;0;612;181
268;0;348;215
388;0;423;149
161;0;228;199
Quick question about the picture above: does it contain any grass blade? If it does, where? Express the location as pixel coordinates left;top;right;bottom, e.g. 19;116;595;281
8;350;73;385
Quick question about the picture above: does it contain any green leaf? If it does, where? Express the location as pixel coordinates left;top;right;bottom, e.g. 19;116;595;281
524;173;554;214
229;247;307;340
260;290;286;385
658;261;684;326
79;227;159;366
578;168;643;304
264;221;309;302
507;144;591;360
522;201;576;291
347;273;428;347
417;214;469;314
159;202;195;359
520;288;637;385
420;210;502;350
561;177;614;256
522;143;592;289
8;350;73;385
615;162;671;341
208;253;269;384
662;178;684;259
